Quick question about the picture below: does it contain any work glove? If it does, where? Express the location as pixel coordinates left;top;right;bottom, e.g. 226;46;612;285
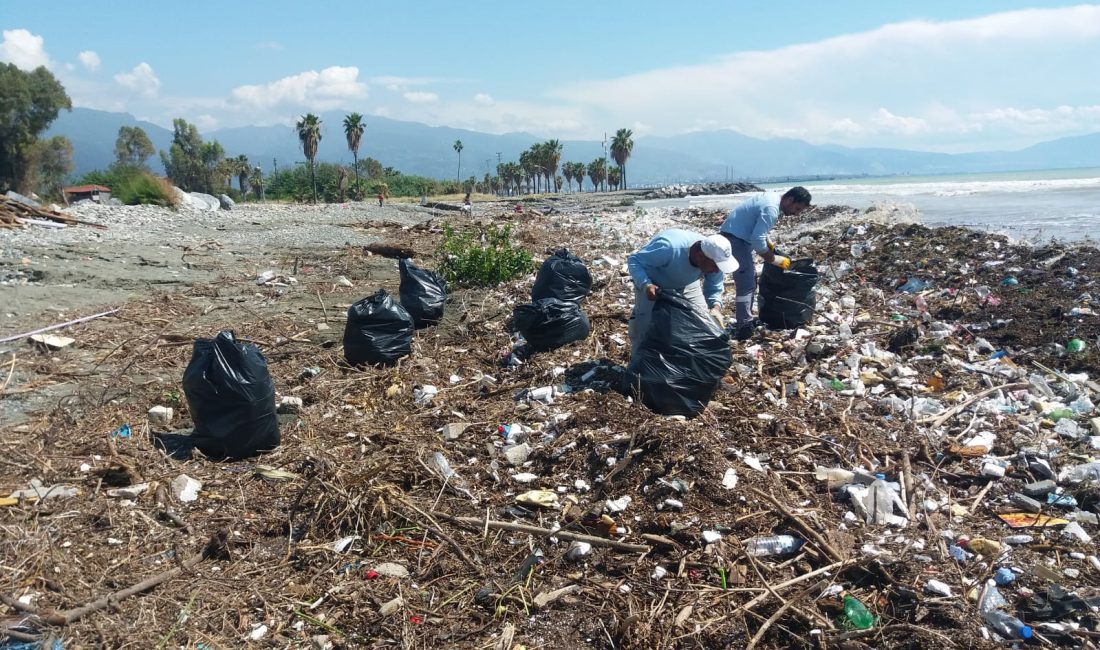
709;305;725;328
770;255;791;271
767;239;776;252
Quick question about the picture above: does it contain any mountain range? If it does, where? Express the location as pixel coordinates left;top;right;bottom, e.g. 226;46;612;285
45;107;1100;185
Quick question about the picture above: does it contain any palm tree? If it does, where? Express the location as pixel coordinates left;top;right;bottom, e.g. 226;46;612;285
519;149;534;194
587;157;607;193
608;167;622;190
610;128;634;190
453;140;464;182
562;164;573;192
569;162;586;192
296;113;322;203
234;154;250;194
343;113;365;199
544;139;562;193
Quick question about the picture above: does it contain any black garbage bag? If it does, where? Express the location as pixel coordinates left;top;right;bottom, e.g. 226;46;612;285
624;291;731;417
531;249;592;303
758;257;818;329
511;298;591;352
343;289;415;366
399;258;448;328
182;331;280;460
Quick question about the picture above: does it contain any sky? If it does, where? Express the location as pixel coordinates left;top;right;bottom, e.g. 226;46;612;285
2;1;1099;153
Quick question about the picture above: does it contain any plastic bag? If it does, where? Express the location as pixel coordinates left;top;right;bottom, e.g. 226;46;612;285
182;331;280;460
758;257;818;329
343;289;415;366
531;249;592;303
511;298;591;352
624;291;732;417
399;258;447;328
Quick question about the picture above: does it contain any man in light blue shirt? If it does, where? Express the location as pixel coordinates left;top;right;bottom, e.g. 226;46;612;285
720;187;812;340
627;228;738;356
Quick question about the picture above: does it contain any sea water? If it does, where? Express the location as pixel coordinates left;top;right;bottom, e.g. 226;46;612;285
640;167;1100;243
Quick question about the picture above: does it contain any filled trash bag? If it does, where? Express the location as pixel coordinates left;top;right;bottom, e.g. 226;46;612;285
182;331;280;460
531;249;592;303
399;258;448;328
624;291;731;417
758;257;818;329
343;289;415;366
511;298;591;352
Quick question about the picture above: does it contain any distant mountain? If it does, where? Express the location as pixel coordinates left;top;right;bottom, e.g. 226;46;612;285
45;107;1100;185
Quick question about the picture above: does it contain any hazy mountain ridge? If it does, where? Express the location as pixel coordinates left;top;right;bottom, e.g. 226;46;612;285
45;108;1100;184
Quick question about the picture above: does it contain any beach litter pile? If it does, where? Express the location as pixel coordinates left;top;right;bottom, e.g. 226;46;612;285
0;198;1098;648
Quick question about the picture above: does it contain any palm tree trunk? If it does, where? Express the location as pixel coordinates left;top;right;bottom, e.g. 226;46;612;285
352;151;361;200
309;159;318;204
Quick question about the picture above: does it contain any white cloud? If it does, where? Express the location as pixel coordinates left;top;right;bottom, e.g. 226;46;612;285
114;62;161;97
551;5;1100;149
232;66;368;110
0;28;51;70
77;50;100;71
474;93;494;106
256;41;283;51
403;91;439;104
193;114;219;130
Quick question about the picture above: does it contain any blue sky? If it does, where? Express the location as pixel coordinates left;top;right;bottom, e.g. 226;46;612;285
3;1;1099;152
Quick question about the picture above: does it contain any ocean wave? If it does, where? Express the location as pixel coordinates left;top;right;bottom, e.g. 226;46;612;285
809;176;1100;197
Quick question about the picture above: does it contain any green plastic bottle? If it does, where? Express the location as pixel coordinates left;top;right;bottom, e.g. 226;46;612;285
1068;339;1085;353
842;593;874;630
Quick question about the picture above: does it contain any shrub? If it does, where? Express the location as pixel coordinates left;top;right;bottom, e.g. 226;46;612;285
436;224;534;287
114;169;177;206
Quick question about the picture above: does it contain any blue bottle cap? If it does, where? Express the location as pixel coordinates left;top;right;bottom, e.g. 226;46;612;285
1019;625;1033;640
875;473;886;480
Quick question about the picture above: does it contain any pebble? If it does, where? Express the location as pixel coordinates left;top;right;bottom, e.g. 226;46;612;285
372;562;409;579
171;475;202;502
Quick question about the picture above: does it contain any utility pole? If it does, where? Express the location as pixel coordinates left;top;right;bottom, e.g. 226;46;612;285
602;132;608;193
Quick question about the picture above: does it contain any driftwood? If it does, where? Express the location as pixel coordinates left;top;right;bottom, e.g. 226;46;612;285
432;511;651;553
0;196;107;230
364;242;417;259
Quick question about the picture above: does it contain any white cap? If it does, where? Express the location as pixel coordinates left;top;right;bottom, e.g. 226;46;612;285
700;234;739;273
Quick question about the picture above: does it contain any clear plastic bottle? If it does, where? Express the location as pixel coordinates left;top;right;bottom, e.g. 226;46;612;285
743;534;803;557
979;581;1033;640
1061;462;1100;483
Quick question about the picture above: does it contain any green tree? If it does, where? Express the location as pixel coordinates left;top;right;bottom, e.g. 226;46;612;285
114;126;155;168
608;166;622;190
232;154;251;194
296;113;322;203
453;139;464;182
610;128;634;189
34;136;74;199
0;63;72;192
587;157;608;193
343;112;365;199
199;140;226;193
161;118;205;191
570;162;587;191
543;139;562;193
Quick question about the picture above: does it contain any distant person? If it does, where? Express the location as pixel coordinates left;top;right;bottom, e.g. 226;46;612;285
719;187;812;340
626;229;738;356
461;191;472;215
377;190;385;207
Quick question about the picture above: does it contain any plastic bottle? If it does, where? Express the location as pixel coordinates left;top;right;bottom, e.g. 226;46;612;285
744;535;804;557
866;475;895;524
1068;338;1086;353
979;582;1033;640
1061;462;1100;484
815;466;856;489
842;592;874;630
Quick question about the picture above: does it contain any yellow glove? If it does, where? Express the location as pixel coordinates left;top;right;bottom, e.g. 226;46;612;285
709;306;725;328
767;239;776;252
770;255;791;271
